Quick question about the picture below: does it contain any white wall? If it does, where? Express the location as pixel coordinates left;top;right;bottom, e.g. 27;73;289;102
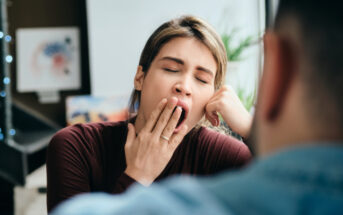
86;0;265;97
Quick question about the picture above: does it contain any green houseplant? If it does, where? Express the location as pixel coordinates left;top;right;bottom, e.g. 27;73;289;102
221;29;254;61
221;29;256;112
236;86;255;112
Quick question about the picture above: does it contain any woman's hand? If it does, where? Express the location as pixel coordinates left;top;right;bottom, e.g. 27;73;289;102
124;97;188;186
205;85;252;139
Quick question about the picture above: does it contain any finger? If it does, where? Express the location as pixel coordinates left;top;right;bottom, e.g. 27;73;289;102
209;88;229;103
213;112;219;126
160;106;182;141
206;100;219;117
141;98;168;133
205;111;219;126
206;90;225;113
152;97;178;135
211;85;227;98
126;123;136;147
206;102;220;126
168;124;188;150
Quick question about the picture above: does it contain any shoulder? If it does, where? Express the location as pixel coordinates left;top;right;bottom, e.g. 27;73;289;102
196;127;252;166
48;121;128;153
53;120;127;139
197;126;247;150
52;176;228;215
61;121;127;136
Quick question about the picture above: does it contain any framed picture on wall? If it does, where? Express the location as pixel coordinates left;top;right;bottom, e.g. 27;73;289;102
16;27;81;93
66;94;130;125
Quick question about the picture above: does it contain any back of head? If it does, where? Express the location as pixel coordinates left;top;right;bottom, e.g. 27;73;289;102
274;0;343;134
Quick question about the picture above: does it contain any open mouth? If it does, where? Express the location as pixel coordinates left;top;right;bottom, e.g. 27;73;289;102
173;100;189;132
176;107;186;128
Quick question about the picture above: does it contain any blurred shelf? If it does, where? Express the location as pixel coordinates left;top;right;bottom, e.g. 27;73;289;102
0;103;60;185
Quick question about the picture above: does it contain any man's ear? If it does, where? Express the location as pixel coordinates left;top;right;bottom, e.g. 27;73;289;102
259;31;296;122
134;66;145;91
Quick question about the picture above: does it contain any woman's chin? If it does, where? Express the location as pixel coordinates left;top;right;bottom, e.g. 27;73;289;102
173;121;191;134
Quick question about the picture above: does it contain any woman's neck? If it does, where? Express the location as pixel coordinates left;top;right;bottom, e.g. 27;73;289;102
134;111;146;134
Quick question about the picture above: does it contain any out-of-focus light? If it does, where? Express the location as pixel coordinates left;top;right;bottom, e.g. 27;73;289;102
5;35;12;42
5;55;13;63
3;77;10;85
0;133;4;141
0;91;6;97
0;32;4;38
9;129;16;136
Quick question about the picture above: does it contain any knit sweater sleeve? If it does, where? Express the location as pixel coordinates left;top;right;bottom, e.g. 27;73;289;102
46;125;92;212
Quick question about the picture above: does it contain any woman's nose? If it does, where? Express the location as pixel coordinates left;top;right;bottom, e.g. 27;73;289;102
173;81;191;97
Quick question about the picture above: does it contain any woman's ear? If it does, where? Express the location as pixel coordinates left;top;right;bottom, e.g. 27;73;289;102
134;66;145;91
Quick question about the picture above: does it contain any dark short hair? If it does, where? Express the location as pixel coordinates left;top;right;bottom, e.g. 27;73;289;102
274;0;343;129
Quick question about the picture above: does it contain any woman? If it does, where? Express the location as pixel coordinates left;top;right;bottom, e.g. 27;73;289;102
47;15;252;212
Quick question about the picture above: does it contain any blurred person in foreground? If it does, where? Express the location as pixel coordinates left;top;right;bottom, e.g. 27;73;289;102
52;0;343;214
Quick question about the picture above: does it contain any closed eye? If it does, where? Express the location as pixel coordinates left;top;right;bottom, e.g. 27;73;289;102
196;77;208;84
163;68;179;73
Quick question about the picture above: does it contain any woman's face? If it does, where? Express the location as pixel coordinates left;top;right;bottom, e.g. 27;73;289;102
135;37;217;133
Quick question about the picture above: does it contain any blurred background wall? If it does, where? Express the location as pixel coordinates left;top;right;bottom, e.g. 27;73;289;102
87;0;265;99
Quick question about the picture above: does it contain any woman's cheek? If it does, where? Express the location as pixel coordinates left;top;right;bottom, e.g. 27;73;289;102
195;100;208;119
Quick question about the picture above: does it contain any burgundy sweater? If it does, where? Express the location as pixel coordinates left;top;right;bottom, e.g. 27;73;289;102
46;121;251;212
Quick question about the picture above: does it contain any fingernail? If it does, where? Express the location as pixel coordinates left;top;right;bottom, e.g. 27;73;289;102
161;98;167;103
177;106;182;112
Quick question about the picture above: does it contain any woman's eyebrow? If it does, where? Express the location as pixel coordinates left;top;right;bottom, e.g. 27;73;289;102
159;56;184;65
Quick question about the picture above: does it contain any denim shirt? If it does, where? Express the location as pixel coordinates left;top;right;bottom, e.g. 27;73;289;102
52;143;343;215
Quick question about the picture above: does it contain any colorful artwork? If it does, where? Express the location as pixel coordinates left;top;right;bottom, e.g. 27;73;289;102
16;27;81;92
66;95;130;125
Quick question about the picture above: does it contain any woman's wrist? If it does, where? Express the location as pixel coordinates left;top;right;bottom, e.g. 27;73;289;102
124;167;154;187
224;111;252;139
237;113;252;139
